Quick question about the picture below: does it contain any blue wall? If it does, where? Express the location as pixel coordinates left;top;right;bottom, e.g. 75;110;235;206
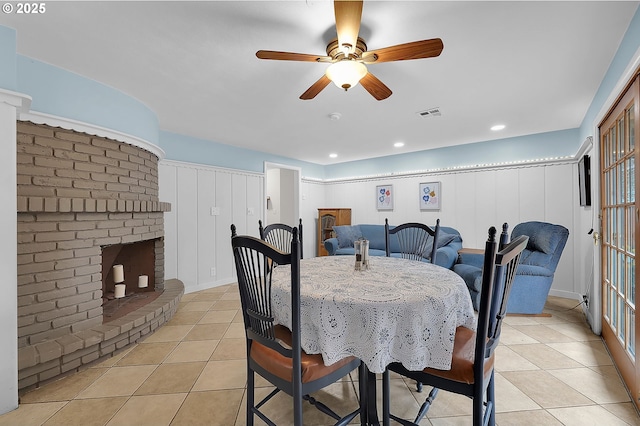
2;2;640;180
580;5;640;141
159;131;325;177
16;56;160;145
324;129;579;179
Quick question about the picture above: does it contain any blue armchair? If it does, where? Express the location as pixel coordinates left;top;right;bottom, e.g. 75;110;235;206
454;221;569;314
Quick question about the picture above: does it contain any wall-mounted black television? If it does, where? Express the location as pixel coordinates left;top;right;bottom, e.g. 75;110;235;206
578;154;591;206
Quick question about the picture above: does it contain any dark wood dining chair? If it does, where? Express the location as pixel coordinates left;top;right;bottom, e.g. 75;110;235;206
259;218;303;258
230;224;365;426
384;218;441;392
384;218;440;263
382;225;528;426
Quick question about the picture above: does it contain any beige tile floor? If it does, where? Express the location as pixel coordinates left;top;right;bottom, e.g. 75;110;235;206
2;285;639;426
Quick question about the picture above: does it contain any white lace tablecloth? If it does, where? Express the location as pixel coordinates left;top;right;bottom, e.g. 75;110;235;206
271;256;476;374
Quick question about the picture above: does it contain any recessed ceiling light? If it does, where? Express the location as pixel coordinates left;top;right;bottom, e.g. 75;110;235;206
491;124;506;131
329;153;338;158
394;142;405;148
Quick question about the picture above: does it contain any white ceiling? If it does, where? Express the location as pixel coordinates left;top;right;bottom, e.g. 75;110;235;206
1;1;637;165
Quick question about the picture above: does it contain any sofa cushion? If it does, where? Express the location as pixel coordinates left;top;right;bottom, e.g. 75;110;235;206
333;225;362;249
436;231;458;249
513;222;564;255
359;224;389;251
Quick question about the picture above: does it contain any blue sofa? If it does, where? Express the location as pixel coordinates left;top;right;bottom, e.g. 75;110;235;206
454;221;569;314
323;224;463;270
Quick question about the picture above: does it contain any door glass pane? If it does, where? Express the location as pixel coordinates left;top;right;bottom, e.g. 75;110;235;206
618;163;627;203
611;206;618;248
612;124;618;162
629;257;636;306
606;282;611;320
619;296;625;340
612;248;618;289
619;252;626;295
612;290;618;330
630;157;636;202
619;117;625;158
611;164;617;205
607;246;612;288
618;207;625;250
627;157;635;203
630;105;635;150
628;206;636;255
602;133;611;169
629;308;636;358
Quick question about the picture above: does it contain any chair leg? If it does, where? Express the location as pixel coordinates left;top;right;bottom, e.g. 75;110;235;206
359;364;367;426
413;387;438;424
486;371;496;426
293;374;303;426
246;368;255;426
382;369;390;426
473;383;484;426
416;381;423;393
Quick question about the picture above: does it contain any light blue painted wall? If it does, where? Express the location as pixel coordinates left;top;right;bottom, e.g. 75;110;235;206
324;129;579;179
16;55;160;144
3;4;640;180
580;4;640;140
0;26;16;91
159;131;325;178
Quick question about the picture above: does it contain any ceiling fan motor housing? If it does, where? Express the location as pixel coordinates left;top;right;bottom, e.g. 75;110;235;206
326;37;369;61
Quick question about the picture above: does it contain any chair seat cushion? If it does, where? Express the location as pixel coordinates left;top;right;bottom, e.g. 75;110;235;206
419;326;494;385
251;325;357;384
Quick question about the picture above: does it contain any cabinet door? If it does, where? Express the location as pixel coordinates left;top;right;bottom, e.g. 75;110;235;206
318;210;338;256
317;209;351;256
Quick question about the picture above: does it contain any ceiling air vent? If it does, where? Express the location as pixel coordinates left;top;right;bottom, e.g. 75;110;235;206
417;107;442;118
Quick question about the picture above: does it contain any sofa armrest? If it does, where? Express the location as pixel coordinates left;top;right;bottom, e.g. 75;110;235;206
516;264;554;277
434;246;459;270
456;250;485;269
324;238;339;255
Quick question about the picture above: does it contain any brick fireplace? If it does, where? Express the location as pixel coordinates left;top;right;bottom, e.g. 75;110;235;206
16;121;182;391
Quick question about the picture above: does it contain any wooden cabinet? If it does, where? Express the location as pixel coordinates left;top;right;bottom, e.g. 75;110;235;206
317;208;351;256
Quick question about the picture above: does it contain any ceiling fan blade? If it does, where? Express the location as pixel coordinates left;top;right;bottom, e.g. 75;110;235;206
360;72;392;101
334;0;363;55
256;50;332;62
363;38;444;63
300;75;332;100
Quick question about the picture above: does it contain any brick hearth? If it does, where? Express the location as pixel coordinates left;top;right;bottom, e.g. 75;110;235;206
16;121;180;391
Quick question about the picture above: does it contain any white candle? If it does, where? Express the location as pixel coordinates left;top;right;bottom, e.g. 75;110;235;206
114;283;126;298
113;264;124;283
138;275;148;288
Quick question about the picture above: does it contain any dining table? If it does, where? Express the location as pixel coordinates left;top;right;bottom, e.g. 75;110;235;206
270;255;476;425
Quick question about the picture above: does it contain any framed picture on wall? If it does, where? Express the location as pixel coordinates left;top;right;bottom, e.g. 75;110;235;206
419;182;441;210
376;185;394;210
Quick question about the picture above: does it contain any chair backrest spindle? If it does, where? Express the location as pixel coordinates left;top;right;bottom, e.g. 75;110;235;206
385;218;441;263
231;224;362;425
259;219;303;259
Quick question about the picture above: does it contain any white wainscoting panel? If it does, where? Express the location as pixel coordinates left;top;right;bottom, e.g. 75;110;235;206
176;166;199;291
161;159;580;299
159;163;178;282
301;180;325;257
322;162;577;298
159;160;263;293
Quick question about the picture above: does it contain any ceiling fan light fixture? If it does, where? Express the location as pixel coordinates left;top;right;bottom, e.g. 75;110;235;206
325;60;367;91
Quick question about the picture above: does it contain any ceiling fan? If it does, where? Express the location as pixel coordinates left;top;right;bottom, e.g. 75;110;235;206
255;0;443;101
